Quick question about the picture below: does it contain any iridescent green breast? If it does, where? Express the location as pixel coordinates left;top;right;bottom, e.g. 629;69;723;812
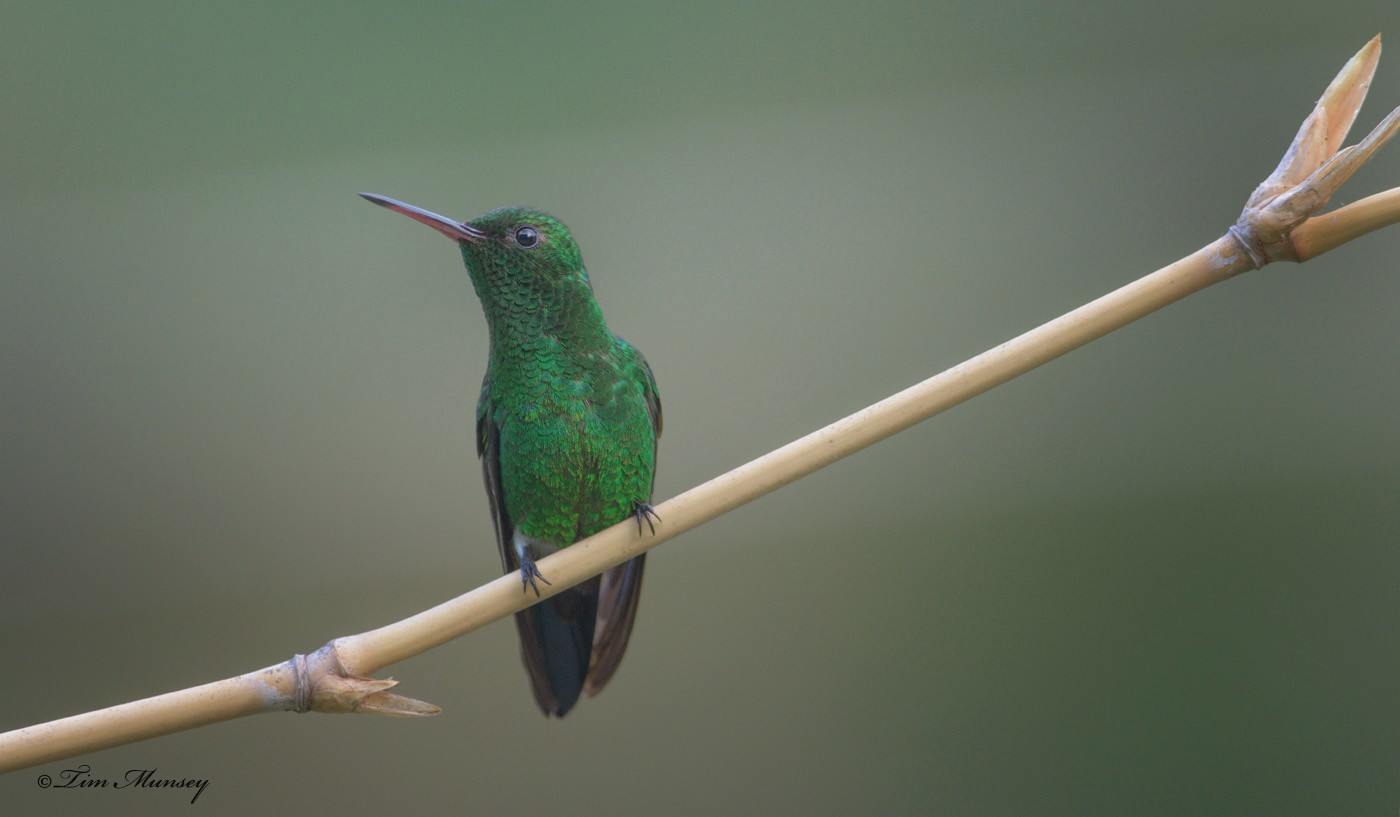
484;335;657;547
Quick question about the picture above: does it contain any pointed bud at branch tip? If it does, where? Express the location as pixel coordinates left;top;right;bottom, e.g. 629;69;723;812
1231;38;1399;267
1248;36;1383;213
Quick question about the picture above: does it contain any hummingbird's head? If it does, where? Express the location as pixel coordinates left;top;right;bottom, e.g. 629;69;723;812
359;193;589;287
360;193;601;336
457;205;589;289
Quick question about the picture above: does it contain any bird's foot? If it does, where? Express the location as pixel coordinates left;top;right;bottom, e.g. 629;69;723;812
634;501;660;536
519;554;552;597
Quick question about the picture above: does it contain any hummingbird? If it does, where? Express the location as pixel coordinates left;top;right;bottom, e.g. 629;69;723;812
360;192;660;717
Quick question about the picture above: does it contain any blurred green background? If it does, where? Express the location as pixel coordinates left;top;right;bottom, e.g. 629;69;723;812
3;1;1398;814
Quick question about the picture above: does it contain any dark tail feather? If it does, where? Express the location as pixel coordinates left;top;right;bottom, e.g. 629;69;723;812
515;579;599;717
585;554;646;696
514;557;646;714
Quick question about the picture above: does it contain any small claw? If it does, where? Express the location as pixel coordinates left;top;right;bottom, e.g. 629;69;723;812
634;502;660;536
519;554;552;597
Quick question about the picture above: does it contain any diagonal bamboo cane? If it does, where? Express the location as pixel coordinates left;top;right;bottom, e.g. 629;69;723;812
2;35;1398;775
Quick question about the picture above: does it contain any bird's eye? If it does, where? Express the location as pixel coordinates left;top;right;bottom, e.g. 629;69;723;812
513;225;541;248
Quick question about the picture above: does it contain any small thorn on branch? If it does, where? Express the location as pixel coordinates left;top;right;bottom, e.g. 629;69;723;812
290;646;441;718
312;674;441;717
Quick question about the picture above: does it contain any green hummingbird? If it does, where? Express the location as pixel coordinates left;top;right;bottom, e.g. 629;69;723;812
361;192;660;717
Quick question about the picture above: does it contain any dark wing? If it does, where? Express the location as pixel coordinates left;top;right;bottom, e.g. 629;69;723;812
476;382;514;575
479;382;596;717
639;350;662;437
585;345;661;695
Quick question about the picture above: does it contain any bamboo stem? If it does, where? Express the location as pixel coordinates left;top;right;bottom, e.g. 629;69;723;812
0;675;284;772
1294;187;1400;259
